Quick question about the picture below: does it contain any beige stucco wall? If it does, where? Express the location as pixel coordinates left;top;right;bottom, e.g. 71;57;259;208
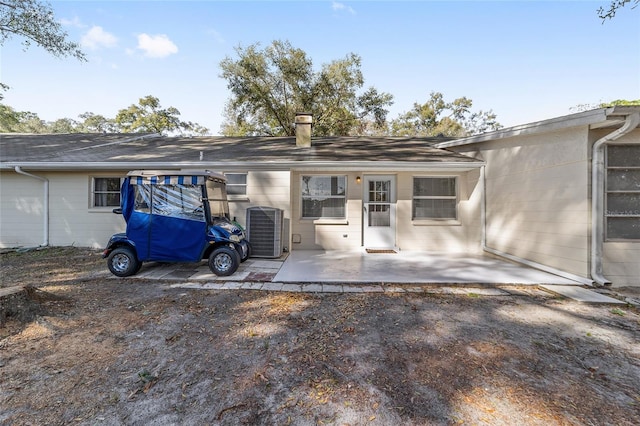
1;171;46;247
1;169;292;250
289;170;481;252
289;171;362;251
0;171;126;248
395;170;481;252
226;171;292;250
453;127;592;278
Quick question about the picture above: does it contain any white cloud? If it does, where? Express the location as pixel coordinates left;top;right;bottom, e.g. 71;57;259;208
81;26;118;50
136;33;178;58
332;1;355;15
60;16;86;29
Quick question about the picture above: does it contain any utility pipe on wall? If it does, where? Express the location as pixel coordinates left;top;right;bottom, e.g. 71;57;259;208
14;166;49;247
590;111;640;286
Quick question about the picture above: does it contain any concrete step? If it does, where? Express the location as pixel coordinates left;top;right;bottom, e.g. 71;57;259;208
540;285;626;304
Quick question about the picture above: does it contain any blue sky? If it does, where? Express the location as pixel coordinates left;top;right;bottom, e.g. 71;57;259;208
2;0;638;134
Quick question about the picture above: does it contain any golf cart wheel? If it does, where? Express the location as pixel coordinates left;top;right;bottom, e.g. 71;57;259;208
107;247;140;277
239;240;251;263
208;246;240;276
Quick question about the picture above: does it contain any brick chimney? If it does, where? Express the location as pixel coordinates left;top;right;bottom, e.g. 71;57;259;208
294;112;312;147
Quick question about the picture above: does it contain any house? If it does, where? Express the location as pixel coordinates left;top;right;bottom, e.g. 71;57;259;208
0;117;484;256
1;107;638;287
435;106;640;287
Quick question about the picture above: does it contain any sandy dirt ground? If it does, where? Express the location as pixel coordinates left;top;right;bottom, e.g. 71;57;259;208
1;247;639;425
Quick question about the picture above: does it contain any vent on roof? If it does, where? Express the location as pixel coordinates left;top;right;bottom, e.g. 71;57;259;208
246;207;283;258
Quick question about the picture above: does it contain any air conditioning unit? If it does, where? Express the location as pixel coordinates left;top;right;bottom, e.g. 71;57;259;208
246;207;283;258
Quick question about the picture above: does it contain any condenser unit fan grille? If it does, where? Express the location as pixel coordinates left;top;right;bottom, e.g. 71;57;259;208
246;207;283;258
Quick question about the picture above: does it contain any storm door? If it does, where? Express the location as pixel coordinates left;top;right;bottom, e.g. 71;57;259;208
363;175;396;248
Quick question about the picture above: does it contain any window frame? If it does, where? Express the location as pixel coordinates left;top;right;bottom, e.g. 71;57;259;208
90;176;123;210
300;175;347;220
411;176;458;221
605;145;640;241
224;172;248;200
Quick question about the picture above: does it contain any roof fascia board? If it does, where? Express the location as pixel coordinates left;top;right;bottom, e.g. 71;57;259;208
435;108;612;149
1;160;484;172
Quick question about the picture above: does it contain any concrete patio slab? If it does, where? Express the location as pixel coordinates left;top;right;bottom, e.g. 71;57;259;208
127;250;600;300
249;260;284;270
274;250;584;285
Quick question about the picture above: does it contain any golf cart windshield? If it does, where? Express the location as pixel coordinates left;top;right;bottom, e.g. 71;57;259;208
136;183;204;220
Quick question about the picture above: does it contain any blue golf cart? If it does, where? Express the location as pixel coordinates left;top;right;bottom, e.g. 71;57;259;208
103;170;250;277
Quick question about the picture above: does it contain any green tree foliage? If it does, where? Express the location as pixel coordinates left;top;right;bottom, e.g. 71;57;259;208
15;111;46;132
1;97;209;135
571;99;640;113
598;0;639;21
77;112;117;133
602;99;640;107
48;117;78;133
0;103;46;132
389;92;501;137
115;95;209;135
219;40;393;136
0;0;85;59
0;0;85;99
182;121;210;136
0;103;20;131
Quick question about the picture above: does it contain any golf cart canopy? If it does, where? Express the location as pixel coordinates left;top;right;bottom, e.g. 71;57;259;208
126;169;227;185
123;170;230;222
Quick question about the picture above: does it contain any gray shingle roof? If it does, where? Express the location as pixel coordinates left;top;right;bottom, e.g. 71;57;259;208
0;133;482;169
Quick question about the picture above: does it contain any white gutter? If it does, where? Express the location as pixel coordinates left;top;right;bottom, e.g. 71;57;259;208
1;160;484;172
480;165;594;286
14;166;49;247
436;108;611;149
590;111;640;286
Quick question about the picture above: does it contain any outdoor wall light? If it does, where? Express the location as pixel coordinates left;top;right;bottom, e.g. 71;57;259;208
356;176;361;183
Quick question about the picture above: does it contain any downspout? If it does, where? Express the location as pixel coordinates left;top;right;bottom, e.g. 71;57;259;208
14;166;49;247
590;112;640;286
480;165;594;285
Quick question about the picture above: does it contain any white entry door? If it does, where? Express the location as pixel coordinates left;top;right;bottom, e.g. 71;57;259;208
363;175;396;248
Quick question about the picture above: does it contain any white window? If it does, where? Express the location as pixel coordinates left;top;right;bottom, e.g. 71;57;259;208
92;177;122;208
225;173;248;197
412;177;457;220
301;175;346;219
606;145;640;240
